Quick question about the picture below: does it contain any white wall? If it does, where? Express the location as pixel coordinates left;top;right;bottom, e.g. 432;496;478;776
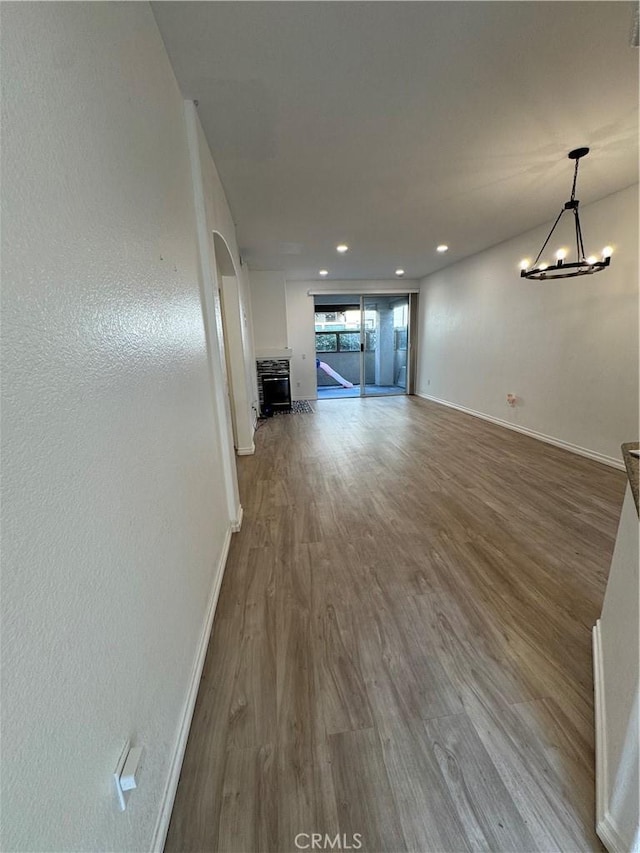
286;281;318;400
221;273;255;451
1;5;244;851
595;484;639;852
184;106;240;523
242;274;260;419
248;270;289;355
193;117;258;449
417;184;639;466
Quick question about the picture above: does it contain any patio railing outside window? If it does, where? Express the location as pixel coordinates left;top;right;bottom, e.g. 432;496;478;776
315;331;377;352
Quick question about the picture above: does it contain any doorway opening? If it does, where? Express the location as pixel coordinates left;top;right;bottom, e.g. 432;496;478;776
314;294;412;399
213;232;254;454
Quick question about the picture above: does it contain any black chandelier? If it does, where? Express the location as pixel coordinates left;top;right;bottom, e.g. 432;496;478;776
520;147;612;281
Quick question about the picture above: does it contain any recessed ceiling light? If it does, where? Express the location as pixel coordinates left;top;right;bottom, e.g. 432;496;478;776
336;244;349;253
319;269;329;276
395;269;405;276
437;244;449;253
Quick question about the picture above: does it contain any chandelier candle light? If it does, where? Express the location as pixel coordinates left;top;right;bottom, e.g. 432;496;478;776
520;147;613;280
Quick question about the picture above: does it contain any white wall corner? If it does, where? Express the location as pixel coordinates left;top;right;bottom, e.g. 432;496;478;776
416;186;639;466
593;620;608;827
594;616;640;853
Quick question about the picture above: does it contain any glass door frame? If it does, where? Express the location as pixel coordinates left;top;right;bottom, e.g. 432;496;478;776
313;291;416;399
358;293;411;398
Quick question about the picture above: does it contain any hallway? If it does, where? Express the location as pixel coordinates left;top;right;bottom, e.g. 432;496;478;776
165;397;624;852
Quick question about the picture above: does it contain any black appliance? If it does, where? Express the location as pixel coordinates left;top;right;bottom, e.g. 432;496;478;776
262;374;291;416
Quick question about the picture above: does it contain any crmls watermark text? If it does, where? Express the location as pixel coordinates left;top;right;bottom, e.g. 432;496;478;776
294;833;363;850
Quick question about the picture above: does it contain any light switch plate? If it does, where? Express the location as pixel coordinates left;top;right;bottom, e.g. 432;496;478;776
113;740;131;811
120;746;143;791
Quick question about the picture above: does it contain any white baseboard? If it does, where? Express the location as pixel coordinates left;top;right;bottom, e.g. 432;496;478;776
416;393;624;471
598;813;634;853
150;526;233;853
231;504;243;533
236;443;255;456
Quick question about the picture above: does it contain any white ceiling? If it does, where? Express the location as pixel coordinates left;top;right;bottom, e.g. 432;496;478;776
152;2;639;280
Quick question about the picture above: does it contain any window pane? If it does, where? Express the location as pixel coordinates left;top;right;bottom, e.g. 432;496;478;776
315;333;337;352
365;330;377;351
338;332;360;351
393;304;408;327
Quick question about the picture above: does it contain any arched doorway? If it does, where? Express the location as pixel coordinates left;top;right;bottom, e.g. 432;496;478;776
212;233;255;454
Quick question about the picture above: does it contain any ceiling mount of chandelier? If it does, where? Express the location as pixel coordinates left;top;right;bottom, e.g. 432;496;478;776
520;147;613;281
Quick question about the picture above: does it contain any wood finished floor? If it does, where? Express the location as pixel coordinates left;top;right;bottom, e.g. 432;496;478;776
165;397;626;853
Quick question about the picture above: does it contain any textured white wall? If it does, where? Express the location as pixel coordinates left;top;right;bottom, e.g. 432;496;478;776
1;5;239;850
417;184;639;464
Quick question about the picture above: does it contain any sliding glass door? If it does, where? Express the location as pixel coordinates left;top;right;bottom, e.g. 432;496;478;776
361;294;409;396
314;298;361;398
314;293;411;399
